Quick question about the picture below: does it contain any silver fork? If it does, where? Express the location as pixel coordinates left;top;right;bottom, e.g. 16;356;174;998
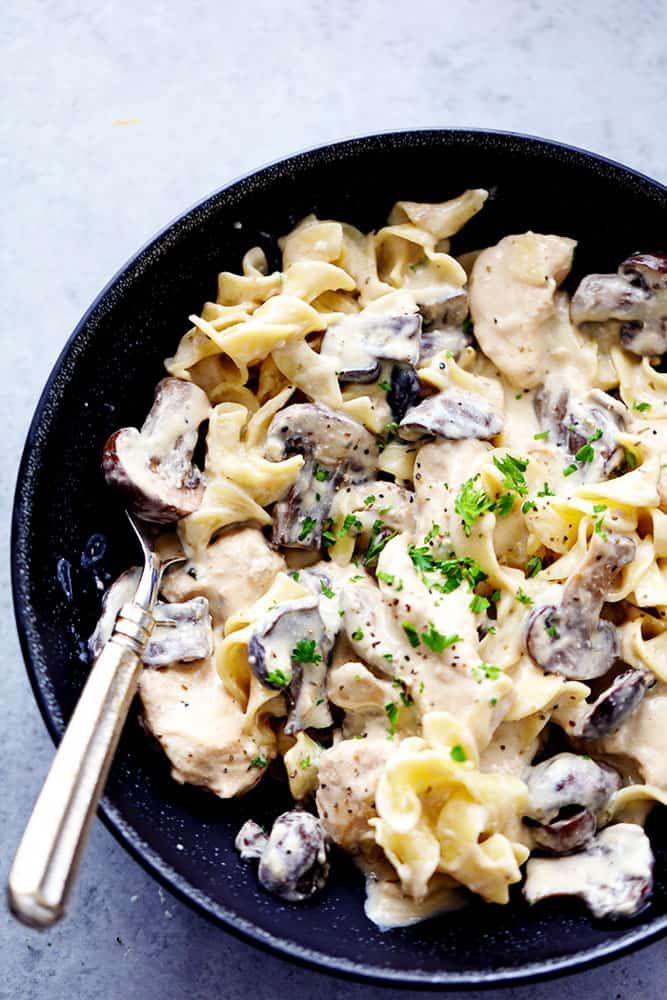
8;513;181;928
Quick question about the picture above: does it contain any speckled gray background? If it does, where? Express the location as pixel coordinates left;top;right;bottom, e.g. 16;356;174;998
2;1;666;997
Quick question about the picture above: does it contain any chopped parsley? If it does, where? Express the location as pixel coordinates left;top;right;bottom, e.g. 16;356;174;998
537;482;555;497
490;589;501;603
377;571;395;585
408;547;487;595
469;594;490;614
421;624;461;652
545;625;560;639
533;430;550;440
299;756;312;770
383;652;394;662
378;381;391;392
522;499;537;514
472;662;502;682
526;555;542;577
298;516;317;541
593;503;608;513
424;522;441;544
313;464;331;482
364;520;397;564
320;580;335;599
385;702;399;735
454;475;496;535
392;678;414;707
265;668;292;687
402;622;420;648
363;495;377;506
291;639;322;664
339;513;363;537
351;628;364;642
563;462;578;477
516;587;533;605
321;521;337;548
493;454;529;496
290;571;300;582
623;447;638;470
250;755;268;769
450;744;467;763
634;401;652;412
495;492;516;517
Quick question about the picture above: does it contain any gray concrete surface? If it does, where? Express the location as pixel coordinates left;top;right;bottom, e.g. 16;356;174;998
2;1;666;997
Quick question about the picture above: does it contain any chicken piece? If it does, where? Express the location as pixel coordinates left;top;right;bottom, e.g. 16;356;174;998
316;737;395;851
139;657;270;798
469;232;576;388
160;526;284;625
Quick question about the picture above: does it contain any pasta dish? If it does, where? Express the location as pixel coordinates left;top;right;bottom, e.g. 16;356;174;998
95;189;667;928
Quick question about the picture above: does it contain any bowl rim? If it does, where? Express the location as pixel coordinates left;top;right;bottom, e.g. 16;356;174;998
11;127;667;988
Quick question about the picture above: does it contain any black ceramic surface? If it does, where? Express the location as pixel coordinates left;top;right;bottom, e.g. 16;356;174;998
12;130;667;988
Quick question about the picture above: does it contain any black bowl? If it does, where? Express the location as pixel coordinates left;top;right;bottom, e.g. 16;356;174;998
12;129;667;988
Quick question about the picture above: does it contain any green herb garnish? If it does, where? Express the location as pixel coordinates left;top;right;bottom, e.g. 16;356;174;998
526;555;542;577
493;454;529;496
421;624;461;652
298;516;316;541
402;622;420;648
291;639;322;664
450;744;467;762
265;668;292;687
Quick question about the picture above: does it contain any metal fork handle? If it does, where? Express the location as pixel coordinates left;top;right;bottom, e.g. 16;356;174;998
8;603;154;928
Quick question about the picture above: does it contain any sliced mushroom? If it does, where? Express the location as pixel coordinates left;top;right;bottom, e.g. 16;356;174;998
524;823;654;919
530;809;598;855
319;313;421;383
103;378;210;523
266;404;379;549
573;668;656;740
247;595;339;733
525;753;621;825
235;819;268;860
524;532;636;680
387;365;421;422
571;252;667;356
417;287;468;329
89;568;213;666
256;810;330;902
534;375;624;481
399;388;503;442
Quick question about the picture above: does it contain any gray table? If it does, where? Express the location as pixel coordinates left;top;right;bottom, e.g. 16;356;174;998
2;1;665;996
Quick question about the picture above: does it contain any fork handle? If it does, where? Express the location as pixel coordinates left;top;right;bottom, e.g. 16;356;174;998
8;604;153;928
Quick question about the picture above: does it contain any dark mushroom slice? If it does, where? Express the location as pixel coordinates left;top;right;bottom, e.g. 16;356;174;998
102;377;210;523
534;375;624;481
319;313;422;383
524;753;621;825
235;819;269;860
387;365;421;422
416;287;469;329
257;810;330;902
524;532;636;680
88;568;213;666
524;823;654;919
573;668;656;740
399;388;503;442
531;808;597;855
571;252;667;356
247;595;339;733
266;404;379;549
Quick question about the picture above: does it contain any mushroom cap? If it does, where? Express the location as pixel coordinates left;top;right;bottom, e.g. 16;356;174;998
530;808;597;855
524;752;621;824
571;251;667;357
257;810;330;902
399;388;503;442
387;365;421;422
575;668;656;740
525;604;620;680
320;312;421;383
103;377;210;523
266;403;379;478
